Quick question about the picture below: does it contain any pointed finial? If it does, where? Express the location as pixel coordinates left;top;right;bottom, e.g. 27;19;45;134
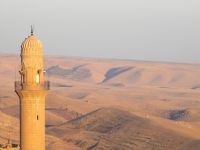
31;25;34;35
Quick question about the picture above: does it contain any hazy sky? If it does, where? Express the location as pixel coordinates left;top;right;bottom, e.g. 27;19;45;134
0;0;200;63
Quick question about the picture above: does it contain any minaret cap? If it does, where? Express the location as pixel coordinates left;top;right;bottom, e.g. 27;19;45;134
21;27;43;54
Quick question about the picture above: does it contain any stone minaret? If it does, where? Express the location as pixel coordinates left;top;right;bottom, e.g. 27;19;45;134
15;28;49;150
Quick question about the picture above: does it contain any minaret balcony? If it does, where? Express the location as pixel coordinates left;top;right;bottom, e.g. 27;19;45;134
15;81;50;91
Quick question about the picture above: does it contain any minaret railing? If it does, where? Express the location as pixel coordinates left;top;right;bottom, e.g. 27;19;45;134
15;81;50;91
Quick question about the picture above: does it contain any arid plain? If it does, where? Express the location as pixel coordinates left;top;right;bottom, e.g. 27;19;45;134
0;54;200;150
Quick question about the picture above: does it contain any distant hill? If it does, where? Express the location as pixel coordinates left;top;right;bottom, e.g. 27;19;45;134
44;56;200;88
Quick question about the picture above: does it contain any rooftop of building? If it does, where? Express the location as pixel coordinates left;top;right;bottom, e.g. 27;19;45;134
0;140;20;150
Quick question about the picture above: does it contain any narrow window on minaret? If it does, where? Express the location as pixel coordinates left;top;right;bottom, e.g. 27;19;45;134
37;115;39;120
22;75;24;83
36;73;40;84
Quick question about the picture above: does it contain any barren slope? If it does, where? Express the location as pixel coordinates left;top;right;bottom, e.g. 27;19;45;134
48;107;193;150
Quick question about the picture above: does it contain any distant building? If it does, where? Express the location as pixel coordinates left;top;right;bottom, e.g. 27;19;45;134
0;140;20;150
15;28;50;150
